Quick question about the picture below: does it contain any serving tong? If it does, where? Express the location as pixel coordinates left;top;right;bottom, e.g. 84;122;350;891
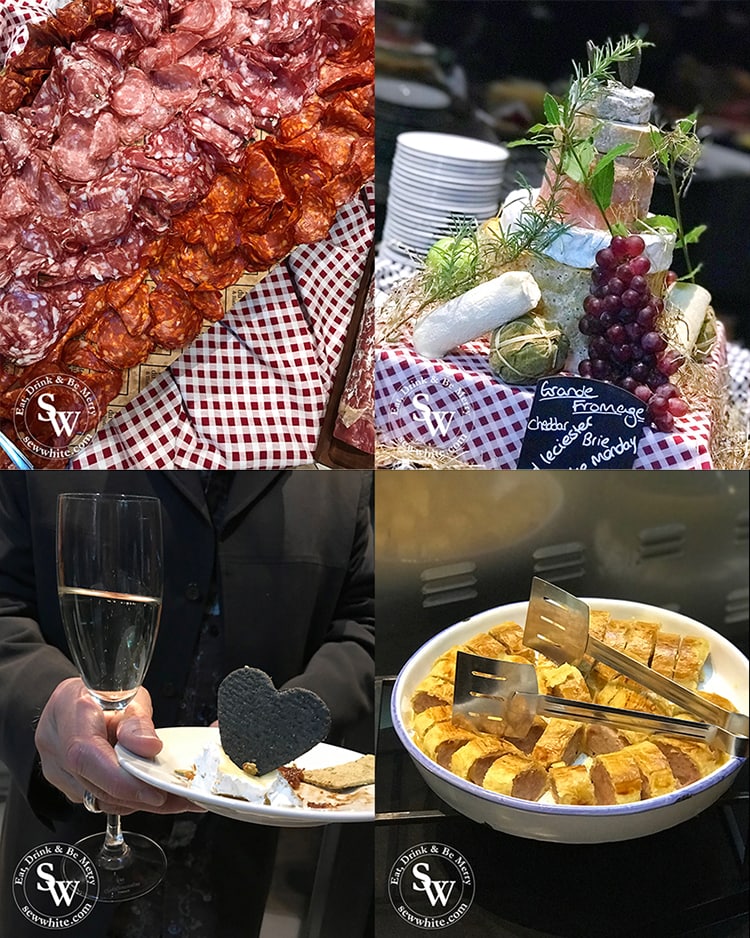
524;578;749;738
453;653;748;758
451;578;749;759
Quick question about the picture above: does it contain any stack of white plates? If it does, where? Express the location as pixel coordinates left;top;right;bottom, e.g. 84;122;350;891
381;131;509;266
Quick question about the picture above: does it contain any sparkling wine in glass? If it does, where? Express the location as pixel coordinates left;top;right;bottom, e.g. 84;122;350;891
57;492;166;902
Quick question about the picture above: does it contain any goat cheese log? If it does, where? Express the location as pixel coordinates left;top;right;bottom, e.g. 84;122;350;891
412;270;541;358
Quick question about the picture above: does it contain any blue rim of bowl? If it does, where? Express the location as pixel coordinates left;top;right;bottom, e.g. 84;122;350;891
391;600;747;819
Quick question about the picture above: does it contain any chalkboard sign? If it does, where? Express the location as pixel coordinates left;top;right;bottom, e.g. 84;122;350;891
517;376;647;469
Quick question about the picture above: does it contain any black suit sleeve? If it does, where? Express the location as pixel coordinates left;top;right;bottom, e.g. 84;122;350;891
281;474;374;738
0;475;78;823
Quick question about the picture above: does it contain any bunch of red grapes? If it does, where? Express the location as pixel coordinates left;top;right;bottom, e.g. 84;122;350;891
578;234;688;433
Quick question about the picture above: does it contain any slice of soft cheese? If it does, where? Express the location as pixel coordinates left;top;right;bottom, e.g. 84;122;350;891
412;270;541;358
498;188;675;271
663;281;712;355
190;743;301;807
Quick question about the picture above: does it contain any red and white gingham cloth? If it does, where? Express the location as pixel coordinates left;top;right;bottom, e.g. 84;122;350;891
0;0;63;66
70;185;374;468
375;318;730;471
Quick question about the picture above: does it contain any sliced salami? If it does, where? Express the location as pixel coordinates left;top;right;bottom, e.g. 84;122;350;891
85;28;137;67
137;30;201;71
118;0;167;43
177;0;232;41
89;111;121;161
175;0;216;35
49;116;106;182
0;113;35;171
186;111;244;155
0;176;34;219
111;67;154;118
69;166;141;247
150;64;201;111
193;92;255;138
1;0;373;400
57;49;113;119
268;0;321;44
0;286;61;366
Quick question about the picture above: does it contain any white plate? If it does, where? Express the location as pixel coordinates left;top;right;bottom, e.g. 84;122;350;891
390;168;505;192
394;154;505;174
397;132;510;164
392;599;748;844
388;183;500;205
376;77;452;110
388;182;502;209
116;727;374;828
393;159;505;182
386;204;498;225
391;163;505;187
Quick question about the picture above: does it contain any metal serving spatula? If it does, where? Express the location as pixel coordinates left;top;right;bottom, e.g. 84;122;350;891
452;653;749;758
524;578;749;738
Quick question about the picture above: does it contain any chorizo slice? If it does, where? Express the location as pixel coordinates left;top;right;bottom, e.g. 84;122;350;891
105;269;148;311
202;171;251;213
86;310;153;368
190;289;225;323
293;187;337;245
117;283;152;336
240;149;285;205
149;285;202;349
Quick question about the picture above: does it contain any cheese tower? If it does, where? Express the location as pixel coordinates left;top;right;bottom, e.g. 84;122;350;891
496;76;676;367
537;82;658;229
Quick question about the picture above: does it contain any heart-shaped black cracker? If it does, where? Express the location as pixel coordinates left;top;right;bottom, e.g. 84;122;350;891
218;667;331;776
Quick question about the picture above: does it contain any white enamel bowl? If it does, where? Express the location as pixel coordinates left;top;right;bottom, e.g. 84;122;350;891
391;599;748;844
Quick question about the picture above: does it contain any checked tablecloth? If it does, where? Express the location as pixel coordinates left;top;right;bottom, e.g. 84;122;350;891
375;258;750;471
69;188;374;468
0;0;67;62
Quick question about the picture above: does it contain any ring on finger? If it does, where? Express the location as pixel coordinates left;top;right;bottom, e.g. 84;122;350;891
83;789;102;814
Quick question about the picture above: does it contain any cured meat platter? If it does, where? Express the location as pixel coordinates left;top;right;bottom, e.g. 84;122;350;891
0;0;374;466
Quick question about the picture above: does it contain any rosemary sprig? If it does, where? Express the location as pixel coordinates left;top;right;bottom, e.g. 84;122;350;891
484;182;570;266
417;189;570;309
421;217;481;303
569;36;653;111
511;35;654;232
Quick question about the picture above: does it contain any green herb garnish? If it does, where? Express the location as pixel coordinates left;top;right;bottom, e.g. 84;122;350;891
510;35;654;232
648;114;704;280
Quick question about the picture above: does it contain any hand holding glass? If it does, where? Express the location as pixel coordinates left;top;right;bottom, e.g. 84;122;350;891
57;493;165;902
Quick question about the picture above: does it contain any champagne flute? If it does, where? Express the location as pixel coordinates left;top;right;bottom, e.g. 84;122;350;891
57;492;166;902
